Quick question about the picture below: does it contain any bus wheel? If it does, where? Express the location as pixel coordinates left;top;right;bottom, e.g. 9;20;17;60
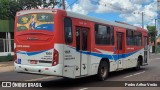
97;61;109;81
134;59;141;70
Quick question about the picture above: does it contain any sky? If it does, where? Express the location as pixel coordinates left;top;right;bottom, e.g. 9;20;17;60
61;0;157;30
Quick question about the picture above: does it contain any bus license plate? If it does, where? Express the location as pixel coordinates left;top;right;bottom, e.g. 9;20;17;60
30;60;37;64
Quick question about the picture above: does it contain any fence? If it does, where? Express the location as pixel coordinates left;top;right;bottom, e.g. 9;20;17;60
0;38;14;52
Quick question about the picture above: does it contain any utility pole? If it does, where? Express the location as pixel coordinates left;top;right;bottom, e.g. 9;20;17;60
62;0;66;10
142;12;144;29
133;11;144;28
155;19;157;53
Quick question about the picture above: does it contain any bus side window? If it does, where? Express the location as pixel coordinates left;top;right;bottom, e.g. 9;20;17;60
126;30;133;45
64;17;73;44
95;24;114;45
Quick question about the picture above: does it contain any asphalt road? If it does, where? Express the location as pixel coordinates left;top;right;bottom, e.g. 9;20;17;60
0;53;160;90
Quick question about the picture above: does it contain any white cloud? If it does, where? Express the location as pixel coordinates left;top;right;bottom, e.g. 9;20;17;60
133;23;148;30
144;25;148;30
96;0;136;13
68;0;157;27
124;1;157;26
130;0;152;4
147;19;156;26
78;0;97;11
68;0;97;15
72;4;88;15
134;23;142;27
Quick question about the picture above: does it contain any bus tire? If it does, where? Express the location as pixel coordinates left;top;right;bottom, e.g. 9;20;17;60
97;61;109;81
134;59;141;70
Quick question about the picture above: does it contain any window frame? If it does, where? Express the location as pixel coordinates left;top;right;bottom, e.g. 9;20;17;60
94;24;114;45
64;17;73;44
135;31;142;46
126;29;142;46
126;29;134;46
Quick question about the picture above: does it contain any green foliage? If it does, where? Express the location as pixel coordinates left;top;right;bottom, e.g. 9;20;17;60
147;26;156;43
43;0;62;8
0;0;61;20
0;0;21;20
18;0;43;10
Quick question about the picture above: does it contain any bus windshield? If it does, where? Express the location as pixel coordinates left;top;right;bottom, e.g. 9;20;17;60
17;13;54;32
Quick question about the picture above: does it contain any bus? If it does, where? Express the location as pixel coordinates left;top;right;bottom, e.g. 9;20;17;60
14;9;149;80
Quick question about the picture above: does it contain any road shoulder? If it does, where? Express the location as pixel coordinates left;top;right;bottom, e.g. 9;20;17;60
0;61;14;73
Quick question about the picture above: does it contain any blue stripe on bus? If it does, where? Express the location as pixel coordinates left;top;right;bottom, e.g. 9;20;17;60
67;45;138;61
17;50;47;56
79;50;138;61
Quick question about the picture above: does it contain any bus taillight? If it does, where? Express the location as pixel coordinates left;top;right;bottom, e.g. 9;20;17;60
52;49;59;66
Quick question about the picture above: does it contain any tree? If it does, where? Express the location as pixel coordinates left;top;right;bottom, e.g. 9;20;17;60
0;0;11;19
0;0;62;20
43;0;62;8
8;0;21;19
0;0;21;20
18;0;43;10
18;0;62;9
147;26;156;43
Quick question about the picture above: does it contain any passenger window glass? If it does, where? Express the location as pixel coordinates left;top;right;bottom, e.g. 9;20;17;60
64;18;72;44
95;24;114;45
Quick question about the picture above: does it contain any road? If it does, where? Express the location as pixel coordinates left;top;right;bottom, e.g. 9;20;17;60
0;53;160;90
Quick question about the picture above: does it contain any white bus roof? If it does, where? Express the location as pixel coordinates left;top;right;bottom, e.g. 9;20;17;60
66;11;137;30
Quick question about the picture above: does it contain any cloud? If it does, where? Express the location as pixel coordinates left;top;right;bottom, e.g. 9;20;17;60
68;0;157;27
122;1;157;25
134;23;142;27
96;0;136;13
68;0;97;15
78;0;97;11
147;19;156;26
133;23;148;30
71;4;88;15
130;0;152;4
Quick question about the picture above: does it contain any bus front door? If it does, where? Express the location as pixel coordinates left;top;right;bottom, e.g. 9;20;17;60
76;27;89;76
116;32;124;69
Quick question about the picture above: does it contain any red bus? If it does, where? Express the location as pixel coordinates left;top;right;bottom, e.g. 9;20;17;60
14;9;149;80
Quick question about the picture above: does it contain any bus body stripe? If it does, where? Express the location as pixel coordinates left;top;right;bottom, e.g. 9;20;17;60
17;50;47;56
80;50;139;61
17;46;140;61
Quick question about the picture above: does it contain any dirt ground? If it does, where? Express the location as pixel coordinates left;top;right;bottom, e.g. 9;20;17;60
0;61;14;73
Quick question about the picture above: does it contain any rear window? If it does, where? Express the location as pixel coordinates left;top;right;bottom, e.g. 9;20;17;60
17;13;54;32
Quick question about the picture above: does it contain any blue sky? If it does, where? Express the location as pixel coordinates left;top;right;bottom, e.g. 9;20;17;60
65;0;157;29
